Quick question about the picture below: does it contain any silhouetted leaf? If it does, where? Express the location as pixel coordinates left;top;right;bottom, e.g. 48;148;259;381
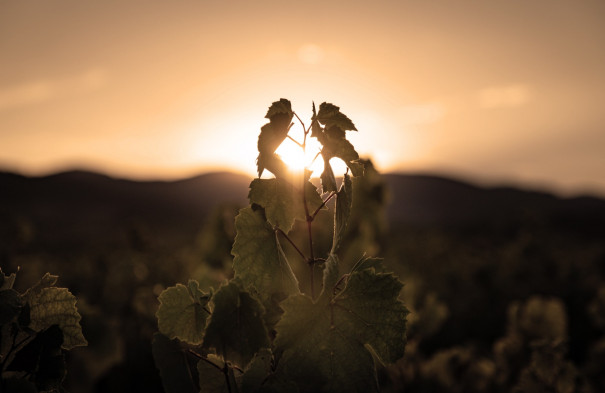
203;281;270;369
152;333;197;393
316;103;357;131
265;98;293;119
320;159;338;193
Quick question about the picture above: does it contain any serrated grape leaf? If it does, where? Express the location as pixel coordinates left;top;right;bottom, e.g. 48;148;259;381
0;289;22;324
32;325;65;391
202;281;270;369
0;267;16;290
332;173;352;253
316;103;357;131
256;152;289;179
320;254;340;300
257;103;294;177
156;280;211;345
333;269;408;364
273;294;379;393
241;348;273;393
151;333;197;393
320;138;364;177
197;355;234;393
232;207;299;301
274;269;408;392
249;179;323;233
265;98;292;119
320;158;337;194
350;256;387;274
24;287;87;349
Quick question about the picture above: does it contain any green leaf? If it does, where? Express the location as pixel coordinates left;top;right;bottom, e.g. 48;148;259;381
316;102;357;131
151;333;197;393
249;179;323;233
333;269;408;364
197;355;233;393
241;348;273;393
232;207;299;300
320;158;338;194
332;173;352;253
24;286;87;350
273;268;408;392
203;281;270;369
320;254;340;300
265;98;293;119
156;280;211;345
350;256;386;274
273;294;379;393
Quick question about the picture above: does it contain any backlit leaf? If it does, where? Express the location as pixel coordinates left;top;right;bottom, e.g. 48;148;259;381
332;173;352;253
232;207;299;300
156;280;211;345
24;287;87;350
274;268;407;392
249;178;323;233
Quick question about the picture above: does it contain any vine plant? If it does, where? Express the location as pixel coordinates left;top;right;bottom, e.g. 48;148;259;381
153;99;408;393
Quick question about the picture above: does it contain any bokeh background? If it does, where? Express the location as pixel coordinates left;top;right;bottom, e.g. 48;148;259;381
2;1;605;392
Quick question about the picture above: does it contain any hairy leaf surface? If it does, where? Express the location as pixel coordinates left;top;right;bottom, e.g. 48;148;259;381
156;280;211;345
202;281;269;368
249;179;323;233
232;207;299;298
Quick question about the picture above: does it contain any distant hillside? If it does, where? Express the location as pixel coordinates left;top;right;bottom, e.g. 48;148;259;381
1;170;604;254
384;173;605;235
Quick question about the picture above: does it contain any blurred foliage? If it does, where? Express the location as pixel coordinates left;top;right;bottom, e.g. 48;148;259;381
2;161;605;391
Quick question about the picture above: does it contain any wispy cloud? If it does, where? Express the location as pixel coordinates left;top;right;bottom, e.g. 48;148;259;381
0;68;108;111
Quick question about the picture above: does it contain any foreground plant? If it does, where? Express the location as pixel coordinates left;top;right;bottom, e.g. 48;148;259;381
153;99;408;393
0;269;87;392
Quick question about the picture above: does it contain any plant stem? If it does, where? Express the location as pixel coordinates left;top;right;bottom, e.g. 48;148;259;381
311;191;337;220
276;228;307;263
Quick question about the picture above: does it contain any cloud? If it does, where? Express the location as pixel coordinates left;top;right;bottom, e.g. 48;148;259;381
0;68;108;111
478;84;531;108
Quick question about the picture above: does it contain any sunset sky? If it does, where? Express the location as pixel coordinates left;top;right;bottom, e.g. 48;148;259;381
1;0;604;195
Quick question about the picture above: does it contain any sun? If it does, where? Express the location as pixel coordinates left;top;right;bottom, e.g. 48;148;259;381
274;136;350;179
275;137;323;175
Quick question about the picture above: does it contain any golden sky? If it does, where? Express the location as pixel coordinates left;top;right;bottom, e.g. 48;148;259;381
1;0;604;195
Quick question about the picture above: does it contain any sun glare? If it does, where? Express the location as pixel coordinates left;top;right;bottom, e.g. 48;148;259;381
275;135;349;178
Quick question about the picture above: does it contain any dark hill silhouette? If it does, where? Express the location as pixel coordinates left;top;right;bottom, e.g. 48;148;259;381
2;170;605;255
